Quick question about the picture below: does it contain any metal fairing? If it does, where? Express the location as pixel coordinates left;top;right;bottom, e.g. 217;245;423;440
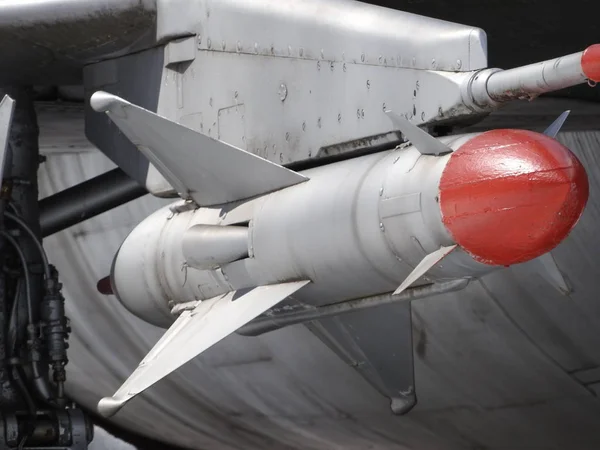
306;301;417;415
156;0;487;71
110;198;263;328
84;0;486;195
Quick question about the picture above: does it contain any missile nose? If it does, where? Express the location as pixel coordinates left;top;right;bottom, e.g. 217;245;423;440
439;129;588;266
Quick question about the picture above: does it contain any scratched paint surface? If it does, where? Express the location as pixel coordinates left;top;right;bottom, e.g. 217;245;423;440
439;129;588;266
582;44;600;82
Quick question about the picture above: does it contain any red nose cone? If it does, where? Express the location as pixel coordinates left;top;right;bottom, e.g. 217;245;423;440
97;276;114;295
582;44;600;82
439;129;588;266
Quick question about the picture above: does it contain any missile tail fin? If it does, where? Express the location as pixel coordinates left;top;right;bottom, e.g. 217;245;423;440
384;110;452;156
0;95;15;187
543;110;570;138
97;280;310;418
393;245;457;296
90;91;308;206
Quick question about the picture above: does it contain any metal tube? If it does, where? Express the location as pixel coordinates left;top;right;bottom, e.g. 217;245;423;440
39;168;147;237
486;52;586;102
465;45;600;109
236;278;469;336
6;212;51;280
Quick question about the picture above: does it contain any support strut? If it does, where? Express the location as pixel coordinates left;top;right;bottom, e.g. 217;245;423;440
0;88;92;448
39;168;147;237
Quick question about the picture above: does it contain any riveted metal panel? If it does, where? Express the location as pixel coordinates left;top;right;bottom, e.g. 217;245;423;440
158;52;469;167
156;0;487;71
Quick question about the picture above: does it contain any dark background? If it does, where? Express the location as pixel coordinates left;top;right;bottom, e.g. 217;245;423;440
367;0;600;101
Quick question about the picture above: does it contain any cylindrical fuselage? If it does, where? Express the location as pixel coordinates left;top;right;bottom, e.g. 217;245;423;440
111;130;588;328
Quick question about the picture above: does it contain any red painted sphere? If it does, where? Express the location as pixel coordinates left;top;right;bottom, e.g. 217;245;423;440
97;276;114;295
439;129;588;266
582;44;600;82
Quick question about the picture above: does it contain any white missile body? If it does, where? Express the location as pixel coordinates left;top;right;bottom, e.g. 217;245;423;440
111;134;490;329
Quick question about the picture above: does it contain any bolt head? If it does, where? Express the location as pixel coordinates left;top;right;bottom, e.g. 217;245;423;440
278;84;288;101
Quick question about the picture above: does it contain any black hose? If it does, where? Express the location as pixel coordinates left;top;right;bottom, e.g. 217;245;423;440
7;277;21;357
7;202;21;217
0;230;56;406
4;212;50;280
31;362;54;404
12;367;35;416
12;367;35;450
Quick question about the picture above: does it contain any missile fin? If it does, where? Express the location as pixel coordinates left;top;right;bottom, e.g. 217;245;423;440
385;110;452;156
543;110;570;138
393;245;457;296
90;91;308;206
97;280;310;418
0;95;15;187
534;252;571;294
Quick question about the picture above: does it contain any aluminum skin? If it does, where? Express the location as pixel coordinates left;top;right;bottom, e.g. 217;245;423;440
108;129;588;329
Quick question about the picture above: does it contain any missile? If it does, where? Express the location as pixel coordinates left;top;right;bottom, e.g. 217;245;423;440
91;45;596;417
103;111;588;328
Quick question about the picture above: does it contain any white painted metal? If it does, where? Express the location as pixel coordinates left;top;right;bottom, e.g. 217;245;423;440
156;0;487;71
385;110;453;155
0;95;14;185
85;0;487;195
393;245;457;295
90;91;307;205
182;225;249;270
466;51;591;108
107;131;496;329
486;52;587;101
544;110;571;138
98;280;310;417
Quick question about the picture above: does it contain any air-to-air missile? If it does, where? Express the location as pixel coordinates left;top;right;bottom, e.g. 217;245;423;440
93;42;600;418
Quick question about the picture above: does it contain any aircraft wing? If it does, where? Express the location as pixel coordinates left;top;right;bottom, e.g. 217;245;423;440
0;0;157;85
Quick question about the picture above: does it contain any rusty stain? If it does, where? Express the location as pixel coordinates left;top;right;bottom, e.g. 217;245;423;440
439;129;589;266
317;131;401;158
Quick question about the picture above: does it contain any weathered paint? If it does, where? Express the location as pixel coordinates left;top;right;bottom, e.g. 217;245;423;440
582;44;600;82
439;129;588;266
